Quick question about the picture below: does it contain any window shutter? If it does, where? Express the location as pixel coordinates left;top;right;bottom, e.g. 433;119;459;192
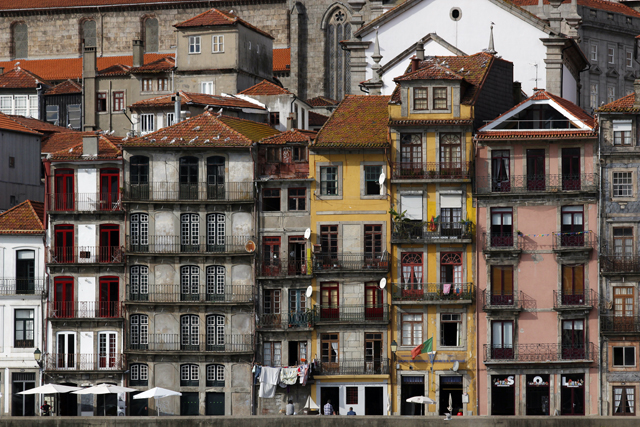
613;120;632;132
440;193;462;208
401;195;423;220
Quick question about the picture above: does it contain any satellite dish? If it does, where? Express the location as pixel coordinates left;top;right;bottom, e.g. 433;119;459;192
304;228;311;239
305;286;313;298
378;173;386;186
245;240;256;253
379;278;387;289
452;361;459;372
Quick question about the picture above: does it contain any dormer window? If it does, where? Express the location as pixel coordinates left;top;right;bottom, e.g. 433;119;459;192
413;88;428;110
433;87;448;110
189;36;201;54
613;120;633;145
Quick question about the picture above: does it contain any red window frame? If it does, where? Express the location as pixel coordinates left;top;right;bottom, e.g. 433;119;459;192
320;282;339;320
54;224;74;263
99;276;119;318
100;168;120;211
99;224;120;263
113;91;125;111
54;168;74;211
400;252;423;299
54;276;74;318
262;236;281;275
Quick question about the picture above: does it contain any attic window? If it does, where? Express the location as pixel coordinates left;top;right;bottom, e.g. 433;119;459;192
414;88;428;110
608;13;614;20
450;8;462;21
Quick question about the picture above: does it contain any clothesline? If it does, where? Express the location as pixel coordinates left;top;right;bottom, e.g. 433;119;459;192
255;363;312;398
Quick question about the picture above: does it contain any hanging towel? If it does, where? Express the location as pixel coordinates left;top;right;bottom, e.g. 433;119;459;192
299;364;309;386
443;283;451;295
259;367;281;398
281;367;298;385
253;365;262;385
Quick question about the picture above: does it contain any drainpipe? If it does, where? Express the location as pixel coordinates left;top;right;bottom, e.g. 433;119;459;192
250;142;258;416
473;135;480;416
596;115;603;415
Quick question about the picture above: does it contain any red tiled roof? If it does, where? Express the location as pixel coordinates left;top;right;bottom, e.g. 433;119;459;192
45;79;82;95
476;130;597;140
0;200;45;234
9;116;77;136
123;111;279;147
41;131;96;154
511;0;640;18
259;128;315;145
99;64;131;76
239;80;292;96
48;135;122;160
390;119;473;127
0;0;196;10
308;111;329;127
273;48;291;72
394;63;464;82
131;56;176;74
0;112;43;135
597;93;639;113
0;54;173;82
306;96;339;107
174;8;274;39
313;95;390;148
0;67;50;89
130;91;265;110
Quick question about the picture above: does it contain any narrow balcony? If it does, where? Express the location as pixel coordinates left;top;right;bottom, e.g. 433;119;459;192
257;312;314;329
47;302;123;319
390;162;471;181
257;260;312;278
126;235;254;255
0;279;44;295
601;315;640;334
312;252;389;274
122;182;254;203
316;358;389;375
481;290;524;312
314;304;389;323
475;174;598;195
126;284;253;304
483;342;598;364
391;221;473;244
47;246;124;265
482;232;521;254
44;353;126;371
127;334;254;353
552;232;596;252
552;289;597;311
391;282;474;304
601;255;640;274
47;193;122;213
258;162;309;179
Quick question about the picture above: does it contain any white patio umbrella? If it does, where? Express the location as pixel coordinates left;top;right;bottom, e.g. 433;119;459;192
133;387;181;416
406;395;435;416
73;384;137;394
18;384;81;395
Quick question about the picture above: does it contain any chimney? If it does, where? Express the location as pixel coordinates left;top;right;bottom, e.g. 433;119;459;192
133;40;144;68
287;113;294;130
82;45;97;131
512;81;522;105
411;56;420;73
0;67;4;75
83;136;98;156
634;80;640;108
173;92;181;125
416;42;425;61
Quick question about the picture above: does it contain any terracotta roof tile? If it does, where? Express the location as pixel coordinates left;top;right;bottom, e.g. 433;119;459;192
239;80;292;96
130;91;265;110
476;130;597;140
0;54;173;82
511;0;640;18
390;119;473;127
273;48;291;72
99;63;131;76
9;116;77;136
44;79;82;95
0;200;45;234
0;0;196;11
308;111;329;127
306;96;339;107
123;111;279;147
597;93;639;113
313;95;390;148
259;128;315;145
41;131;96;154
0;112;43;135
394;63;464;82
174;9;274;39
0;67;50;89
130;56;176;73
48;135;122;160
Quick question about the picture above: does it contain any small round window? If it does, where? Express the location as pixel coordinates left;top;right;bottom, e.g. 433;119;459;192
450;7;462;21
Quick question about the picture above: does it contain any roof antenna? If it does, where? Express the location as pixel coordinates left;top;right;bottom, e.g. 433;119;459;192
483;22;497;55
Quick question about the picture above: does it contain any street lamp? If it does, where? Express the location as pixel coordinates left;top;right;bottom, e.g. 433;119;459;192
390;340;397;361
34;348;42;367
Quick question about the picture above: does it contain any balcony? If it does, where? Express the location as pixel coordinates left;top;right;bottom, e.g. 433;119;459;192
483;342;597;364
552;289;597;311
481;290;525;312
312;252;389;274
47;246;124;265
482;232;522;256
552;232;596;252
390;162;471;181
601;255;640;274
257;260;312;278
391;282;474;304
127;334;254;353
47;302;123;319
314;304;389;323
391;221;473;244
257;312;314;329
0;279;44;295
44;353;126;371
122;182;254;203
601;315;640;334
475;174;598;195
258;162;309;179
126;284;253;304
47;193;122;213
315;358;389;375
126;235;254;255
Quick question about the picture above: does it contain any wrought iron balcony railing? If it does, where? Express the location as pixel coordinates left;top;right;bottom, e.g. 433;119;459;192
47;246;124;264
483;232;520;251
127;235;254;254
391;221;473;243
552;289;598;309
257;260;312;277
552;232;596;250
390;162;472;180
601;315;640;333
47;302;123;319
0;279;44;295
127;334;254;353
47;192;122;212
481;290;524;310
44;353;126;371
391;282;474;302
126;284;253;303
483;342;597;363
312;252;389;273
601;255;640;273
123;182;254;202
475;174;598;195
314;304;389;323
257;312;315;329
316;358;389;375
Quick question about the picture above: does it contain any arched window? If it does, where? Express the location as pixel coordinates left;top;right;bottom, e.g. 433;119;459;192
144;17;159;53
180;364;199;386
82;20;96;48
325;8;350;100
181;314;199;350
130;265;149;301
206;364;225;387
206;314;225;351
181;265;200;301
12;23;28;59
206;266;225;301
130;314;149;349
130;363;149;386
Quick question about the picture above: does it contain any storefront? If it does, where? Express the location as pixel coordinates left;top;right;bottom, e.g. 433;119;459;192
526;374;549;415
561;374;584;415
439;376;463;415
491;375;515;415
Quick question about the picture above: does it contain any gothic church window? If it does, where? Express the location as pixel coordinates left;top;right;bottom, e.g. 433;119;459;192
144;18;159;53
325;7;351;101
82;20;96;48
12;23;27;59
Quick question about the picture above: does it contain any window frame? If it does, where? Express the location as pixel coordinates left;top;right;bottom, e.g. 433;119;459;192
363;164;383;197
440;312;462;348
142;78;153;92
97;92;107;112
613;120;633;146
612;171;634;199
613;227;634;257
613;346;636;367
212;35;224;53
264;341;282;366
129;363;149;386
401;313;423;347
180;364;200;387
262;188;281;212
140;113;155;135
206;364;225;387
158;78;169;92
14;309;34;348
112;92;125;112
608;45;616;65
189;36;201;54
320;166;339;196
432;87;448;110
413;87;428;111
288;188;306;211
613;386;635;416
590;83;599;110
590;44;598;62
627;49;634;68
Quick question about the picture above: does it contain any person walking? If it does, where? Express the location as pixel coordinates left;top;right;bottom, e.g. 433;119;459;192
323;399;335;415
286;400;295;415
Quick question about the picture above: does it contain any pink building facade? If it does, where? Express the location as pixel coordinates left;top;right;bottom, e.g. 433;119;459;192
475;90;599;416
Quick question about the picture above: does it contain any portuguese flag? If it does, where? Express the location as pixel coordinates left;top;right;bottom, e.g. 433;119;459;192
411;337;433;360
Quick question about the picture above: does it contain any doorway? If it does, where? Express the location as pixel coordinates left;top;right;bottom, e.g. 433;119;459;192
561;374;584;415
439;376;463;415
59;383;78;416
180;392;199;415
206;392;225;415
365;387;383;415
97;393;117;416
320;386;340;415
11;373;35;416
130;392;148;416
100;168;119;210
99;224;120;262
401;375;425;415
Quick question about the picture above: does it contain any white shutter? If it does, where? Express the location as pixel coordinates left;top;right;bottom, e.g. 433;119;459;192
401;195;423;220
440;193;462;208
613;120;632;132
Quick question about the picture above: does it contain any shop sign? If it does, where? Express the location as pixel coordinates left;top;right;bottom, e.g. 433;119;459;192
561;377;583;388
494;376;514;387
527;376;549;387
